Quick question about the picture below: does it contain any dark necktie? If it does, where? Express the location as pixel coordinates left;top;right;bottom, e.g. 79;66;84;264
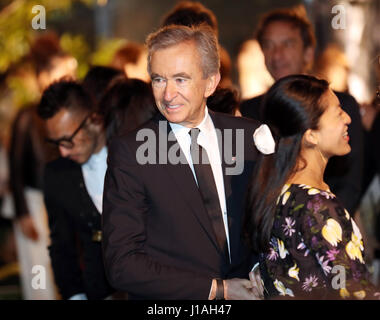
189;128;230;262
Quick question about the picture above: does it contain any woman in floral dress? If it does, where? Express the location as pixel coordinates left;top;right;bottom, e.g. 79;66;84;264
245;75;379;299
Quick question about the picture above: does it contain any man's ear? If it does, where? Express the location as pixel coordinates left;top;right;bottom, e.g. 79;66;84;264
88;112;104;129
303;46;315;71
303;128;318;148
204;72;221;98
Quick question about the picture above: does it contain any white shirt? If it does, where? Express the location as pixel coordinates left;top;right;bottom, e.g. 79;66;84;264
169;107;231;258
81;146;108;214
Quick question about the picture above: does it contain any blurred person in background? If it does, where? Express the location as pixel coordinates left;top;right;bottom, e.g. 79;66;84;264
0;55;37;299
99;77;157;143
239;7;364;220
359;56;380;274
0;143;17;291
111;42;150;82
371;59;380;264
82;65;124;110
218;46;233;90
360;56;380;183
8;32;76;299
207;87;240;116
37;79;114;300
237;39;273;101
314;44;350;93
161;1;218;34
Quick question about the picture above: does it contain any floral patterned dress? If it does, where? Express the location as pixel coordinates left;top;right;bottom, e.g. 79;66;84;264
260;184;379;299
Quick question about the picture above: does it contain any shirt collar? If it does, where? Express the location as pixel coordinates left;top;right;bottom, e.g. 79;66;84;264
169;106;211;136
84;145;108;170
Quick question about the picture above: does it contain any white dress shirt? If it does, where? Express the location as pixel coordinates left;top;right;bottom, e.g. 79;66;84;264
81;146;108;214
169;107;231;258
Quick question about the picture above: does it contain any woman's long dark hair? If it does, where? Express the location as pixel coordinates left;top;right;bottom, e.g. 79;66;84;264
99;78;158;142
244;74;329;252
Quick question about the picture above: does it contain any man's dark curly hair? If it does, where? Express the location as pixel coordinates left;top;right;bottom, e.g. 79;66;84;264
162;1;218;36
37;79;93;119
256;8;316;50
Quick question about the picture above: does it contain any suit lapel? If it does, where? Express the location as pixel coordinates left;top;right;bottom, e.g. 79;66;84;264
209;111;238;261
153;116;221;253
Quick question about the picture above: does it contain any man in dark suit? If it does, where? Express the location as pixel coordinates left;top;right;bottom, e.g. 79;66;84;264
240;8;364;215
102;24;263;300
37;80;113;300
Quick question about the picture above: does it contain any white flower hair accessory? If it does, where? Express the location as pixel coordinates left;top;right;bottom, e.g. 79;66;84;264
253;124;276;155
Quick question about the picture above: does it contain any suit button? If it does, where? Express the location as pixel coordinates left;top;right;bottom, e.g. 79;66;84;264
92;231;102;242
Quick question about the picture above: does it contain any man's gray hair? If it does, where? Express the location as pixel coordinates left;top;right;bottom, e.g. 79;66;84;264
146;24;220;79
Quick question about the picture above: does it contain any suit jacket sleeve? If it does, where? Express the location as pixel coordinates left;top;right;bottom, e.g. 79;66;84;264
102;137;212;299
44;164;85;299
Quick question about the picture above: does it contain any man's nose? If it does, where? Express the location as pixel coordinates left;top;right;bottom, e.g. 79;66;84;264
58;145;71;158
163;80;177;102
272;45;284;60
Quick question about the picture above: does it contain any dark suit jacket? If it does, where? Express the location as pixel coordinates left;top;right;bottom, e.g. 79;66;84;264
362;113;380;255
240;91;364;215
44;158;114;300
102;111;260;299
362;113;380;195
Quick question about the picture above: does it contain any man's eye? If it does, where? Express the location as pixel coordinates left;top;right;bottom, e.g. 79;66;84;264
284;40;293;47
176;78;187;84
152;78;166;86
